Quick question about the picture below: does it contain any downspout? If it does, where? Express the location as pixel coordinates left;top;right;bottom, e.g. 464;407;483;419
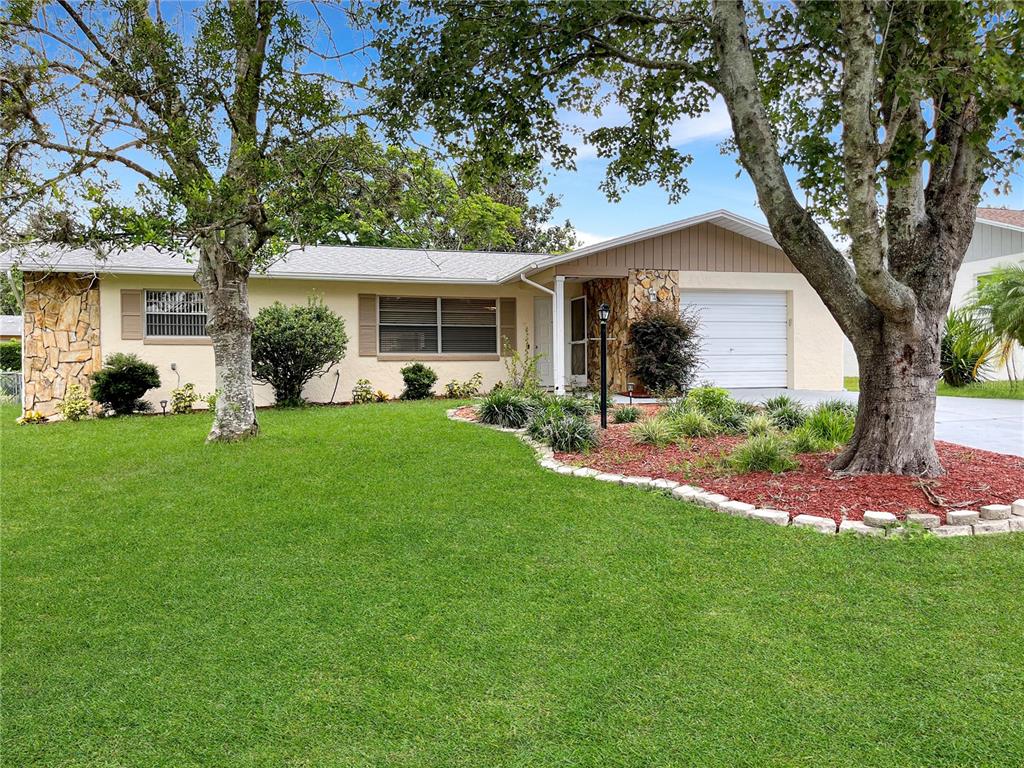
519;272;553;296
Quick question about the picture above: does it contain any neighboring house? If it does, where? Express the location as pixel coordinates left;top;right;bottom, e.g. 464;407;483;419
2;209;845;416
842;208;1024;379
0;314;22;342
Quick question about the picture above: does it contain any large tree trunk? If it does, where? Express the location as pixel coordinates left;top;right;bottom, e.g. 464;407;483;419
834;315;943;476
197;250;259;443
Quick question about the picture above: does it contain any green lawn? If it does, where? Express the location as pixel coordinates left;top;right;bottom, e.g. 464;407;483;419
3;402;1024;767
845;375;1024;399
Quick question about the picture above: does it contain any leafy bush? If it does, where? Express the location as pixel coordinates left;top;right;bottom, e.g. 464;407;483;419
728;433;799;474
0;338;20;371
788;424;832;454
170;383;200;414
544;412;598;452
741;412;776;437
400;362;438;400
630;416;677;447
90;353;160;415
478;388;534;428
804;406;856;447
445;372;483;399
940;308;996;387
612;405;641;423
374;390;391;402
252;297;348;407
683;386;749;433
762;395;807;430
970;264;1024;377
672;409;717;437
58;383;91;422
628;304;702;394
352;378;374;404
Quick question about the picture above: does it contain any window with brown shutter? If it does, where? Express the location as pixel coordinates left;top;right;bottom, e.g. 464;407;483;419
121;289;143;340
499;298;517;355
358;294;377;356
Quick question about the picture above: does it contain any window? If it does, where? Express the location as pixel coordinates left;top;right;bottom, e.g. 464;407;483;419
378;296;497;354
145;290;207;337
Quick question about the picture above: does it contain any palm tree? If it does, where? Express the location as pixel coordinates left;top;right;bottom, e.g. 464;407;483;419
970;263;1024;386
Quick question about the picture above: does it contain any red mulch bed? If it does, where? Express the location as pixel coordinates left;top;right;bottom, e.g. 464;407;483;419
455;405;1024;524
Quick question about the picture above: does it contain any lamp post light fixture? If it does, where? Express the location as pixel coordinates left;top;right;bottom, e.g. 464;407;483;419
627;381;634;405
159;400;168;415
597;303;610;429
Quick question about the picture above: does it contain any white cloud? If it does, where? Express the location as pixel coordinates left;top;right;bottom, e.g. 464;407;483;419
574;230;616;247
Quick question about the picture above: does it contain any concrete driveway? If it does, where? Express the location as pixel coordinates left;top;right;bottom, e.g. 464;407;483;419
728;388;1024;457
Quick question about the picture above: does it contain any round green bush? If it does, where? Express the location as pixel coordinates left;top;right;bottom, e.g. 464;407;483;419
400;362;439;400
90;353;160;415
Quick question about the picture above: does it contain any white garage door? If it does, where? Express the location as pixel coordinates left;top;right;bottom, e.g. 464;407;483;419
681;290;789;388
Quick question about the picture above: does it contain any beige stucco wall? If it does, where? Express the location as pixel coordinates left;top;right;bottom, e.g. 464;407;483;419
679;271;845;390
98;274;543;408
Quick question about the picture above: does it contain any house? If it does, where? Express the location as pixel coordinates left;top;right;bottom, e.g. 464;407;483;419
843;208;1024;379
2;210;845;416
0;315;22;342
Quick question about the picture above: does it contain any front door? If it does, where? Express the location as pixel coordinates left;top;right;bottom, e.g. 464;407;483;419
533;296;553;388
569;295;587;387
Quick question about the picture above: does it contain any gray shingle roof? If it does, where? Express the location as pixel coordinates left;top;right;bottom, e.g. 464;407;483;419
0;243;549;284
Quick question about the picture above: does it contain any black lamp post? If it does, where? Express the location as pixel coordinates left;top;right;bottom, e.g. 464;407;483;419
597;303;610;428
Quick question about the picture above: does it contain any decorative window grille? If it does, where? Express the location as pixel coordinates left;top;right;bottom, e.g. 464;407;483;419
378;297;497;354
145;290;208;337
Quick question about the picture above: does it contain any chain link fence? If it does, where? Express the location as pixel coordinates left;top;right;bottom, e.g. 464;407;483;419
0;370;23;405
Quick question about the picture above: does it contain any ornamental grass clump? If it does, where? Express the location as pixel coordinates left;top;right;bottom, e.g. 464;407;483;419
728;433;799;474
741;411;776;437
546;394;596;416
762;395;807;430
630;416;677;447
612;405;641;423
803;405;856;448
529;408;597;452
477;388;534;428
788;424;833;454
683;386;751;433
672;409;717;438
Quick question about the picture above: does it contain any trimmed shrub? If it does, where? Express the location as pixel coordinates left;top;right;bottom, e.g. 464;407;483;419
90;353;160;415
941;308;996;387
170;383;200;414
628;304;702;394
478;388;533;428
400;362;438;400
804;406;855;447
0;338;20;371
672;409;717;438
788;424;832;454
630;416;677;447
58;383;91;422
252;297;348;407
728;433;799;474
352;378;374;404
612;405;641;423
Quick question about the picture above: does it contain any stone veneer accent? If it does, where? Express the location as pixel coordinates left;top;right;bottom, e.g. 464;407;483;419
448;408;1024;540
583;269;681;393
22;272;102;416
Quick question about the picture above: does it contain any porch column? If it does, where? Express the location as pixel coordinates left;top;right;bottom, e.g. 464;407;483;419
552;275;566;394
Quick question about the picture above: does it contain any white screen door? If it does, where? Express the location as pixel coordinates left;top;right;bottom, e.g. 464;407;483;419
569;296;587;386
533;296;553;387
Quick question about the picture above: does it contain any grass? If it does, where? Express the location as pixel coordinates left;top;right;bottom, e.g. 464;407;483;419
845;375;1024;399
3;401;1024;767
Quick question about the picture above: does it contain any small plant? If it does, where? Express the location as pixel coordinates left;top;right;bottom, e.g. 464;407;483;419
940;308;996;387
612;405;641;423
352;378;374;404
503;328;542;392
478;388;534;428
804;406;856;447
374;390;391;402
543;412;598;452
815;398;858;418
546;394;596;416
672;409;717;438
445;372;483;399
630;416;677;447
683;386;748;433
17;409;45;425
90;353;160;415
741;411;776;437
527;401;566;441
170;383;200;414
400;362;438;400
58;383;91;422
788;424;832;454
205;389;220;410
763;395;807;430
728;433;799;474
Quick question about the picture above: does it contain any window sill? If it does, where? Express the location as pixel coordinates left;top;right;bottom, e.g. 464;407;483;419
376;353;500;362
143;337;213;346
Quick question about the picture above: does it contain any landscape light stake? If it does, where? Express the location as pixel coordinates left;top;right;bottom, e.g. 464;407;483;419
160;400;168;415
598;303;610;428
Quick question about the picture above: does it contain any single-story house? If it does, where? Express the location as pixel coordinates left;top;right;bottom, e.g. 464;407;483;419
842;208;1024;379
3;209;845;416
0;314;22;342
